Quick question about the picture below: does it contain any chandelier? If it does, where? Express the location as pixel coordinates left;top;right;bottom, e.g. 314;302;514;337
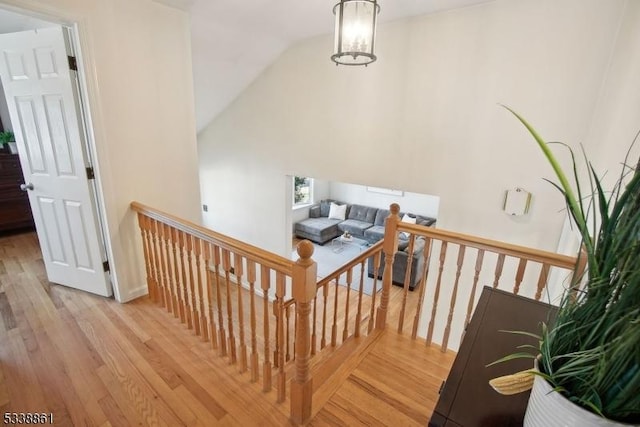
331;0;380;66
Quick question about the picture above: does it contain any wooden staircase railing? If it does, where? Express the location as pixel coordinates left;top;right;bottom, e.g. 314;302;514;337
131;201;580;425
131;202;316;424
377;203;579;351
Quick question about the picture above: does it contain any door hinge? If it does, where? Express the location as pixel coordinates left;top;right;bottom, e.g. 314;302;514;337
103;260;110;272
86;166;95;180
68;55;77;71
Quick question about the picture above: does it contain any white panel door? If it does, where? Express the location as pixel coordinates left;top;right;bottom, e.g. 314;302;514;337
0;27;112;297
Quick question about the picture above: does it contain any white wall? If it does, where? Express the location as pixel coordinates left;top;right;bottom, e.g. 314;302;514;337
198;0;632;349
546;0;640;305
6;0;201;302
329;182;439;219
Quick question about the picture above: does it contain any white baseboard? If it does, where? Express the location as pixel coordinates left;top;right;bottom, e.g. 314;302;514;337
117;284;149;303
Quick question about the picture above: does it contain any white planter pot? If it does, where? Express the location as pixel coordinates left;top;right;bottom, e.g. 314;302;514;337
525;374;630;427
8;141;18;154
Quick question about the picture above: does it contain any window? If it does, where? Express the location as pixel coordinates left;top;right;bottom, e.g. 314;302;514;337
293;176;313;206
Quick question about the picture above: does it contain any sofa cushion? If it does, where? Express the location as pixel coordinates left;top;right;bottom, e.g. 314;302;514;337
295;217;342;236
338;219;373;237
348;204;378;223
309;205;320;218
397;239;409;251
319;200;334;217
364;225;385;243
416;215;436;227
373;209;390;226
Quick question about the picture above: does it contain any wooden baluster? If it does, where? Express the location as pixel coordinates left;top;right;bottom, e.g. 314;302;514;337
212;245;226;355
311;294;318;356
172;227;186;322
461;249;484;342
233;254;247;372
293;303;298;361
158;221;172;315
178;230;192;327
222;249;236;363
354;261;365;338
275;272;286;403
247;260;259;382
203;242;219;349
493;254;505;288
165;224;179;318
368;251;382;334
426;241;447;346
320;284;329;350
535;263;550;301
187;234;198;333
194;238;207;340
398;235;416;334
137;214;155;302
412;237;433;339
331;274;340;347
514;258;527;295
260;265;272;392
285;305;291;362
290;241;316;425
376;203;400;329
342;269;353;342
442;245;466;351
150;219;165;308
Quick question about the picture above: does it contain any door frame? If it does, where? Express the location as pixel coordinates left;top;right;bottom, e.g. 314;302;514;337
0;2;121;300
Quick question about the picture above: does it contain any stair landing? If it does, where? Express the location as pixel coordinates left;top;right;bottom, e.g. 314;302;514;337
310;330;454;426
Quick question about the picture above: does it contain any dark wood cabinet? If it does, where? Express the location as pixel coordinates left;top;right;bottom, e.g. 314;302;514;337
429;287;556;427
0;152;34;232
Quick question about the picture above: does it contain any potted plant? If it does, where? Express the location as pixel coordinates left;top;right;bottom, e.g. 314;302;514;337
489;107;639;426
0;130;17;154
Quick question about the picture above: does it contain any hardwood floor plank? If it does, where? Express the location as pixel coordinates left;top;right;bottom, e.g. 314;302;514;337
0;291;16;330
96;366;148;427
29;328;93;426
0;347;10;407
97;394;132;427
335;379;420;426
76;310;187;426
96;301;182;390
173;384;225;426
3;329;49;412
143;339;227;419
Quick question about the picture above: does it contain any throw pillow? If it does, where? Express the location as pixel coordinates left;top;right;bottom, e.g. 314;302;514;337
328;202;347;220
401;214;416;238
320;200;333;217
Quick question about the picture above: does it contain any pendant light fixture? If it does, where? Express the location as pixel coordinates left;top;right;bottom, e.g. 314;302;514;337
331;0;380;66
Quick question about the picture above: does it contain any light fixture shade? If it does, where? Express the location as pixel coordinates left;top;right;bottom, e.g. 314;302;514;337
332;0;380;66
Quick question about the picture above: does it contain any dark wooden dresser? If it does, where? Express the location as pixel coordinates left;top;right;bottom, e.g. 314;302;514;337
429;287;556;427
0;152;34;232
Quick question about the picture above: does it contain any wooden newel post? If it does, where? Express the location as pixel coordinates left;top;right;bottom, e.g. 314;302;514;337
290;240;317;425
375;203;400;330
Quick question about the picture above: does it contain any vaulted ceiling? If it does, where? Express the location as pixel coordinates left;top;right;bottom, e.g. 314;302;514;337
189;0;494;132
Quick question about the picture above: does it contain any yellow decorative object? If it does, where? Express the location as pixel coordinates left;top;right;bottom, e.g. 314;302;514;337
489;369;535;395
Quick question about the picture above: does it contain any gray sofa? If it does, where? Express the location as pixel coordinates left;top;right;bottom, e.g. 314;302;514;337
294;200;436;290
293;199;347;244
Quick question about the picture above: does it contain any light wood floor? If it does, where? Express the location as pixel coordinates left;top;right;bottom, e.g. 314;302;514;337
1;231;454;426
